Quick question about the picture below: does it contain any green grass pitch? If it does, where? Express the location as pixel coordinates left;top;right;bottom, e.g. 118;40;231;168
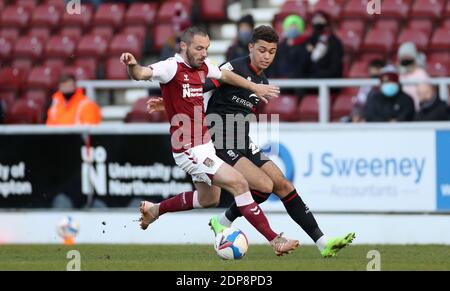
0;244;449;271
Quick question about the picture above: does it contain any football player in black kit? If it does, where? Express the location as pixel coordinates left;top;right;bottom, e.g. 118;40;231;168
147;25;355;257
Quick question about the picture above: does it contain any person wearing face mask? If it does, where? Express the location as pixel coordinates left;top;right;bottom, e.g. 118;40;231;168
414;82;449;121
304;11;343;79
226;14;255;61
397;42;430;112
265;14;310;79
46;75;101;126
364;65;415;122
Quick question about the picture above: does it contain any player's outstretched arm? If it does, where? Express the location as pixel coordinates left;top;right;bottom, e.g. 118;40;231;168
147;97;165;114
220;69;280;103
120;52;153;81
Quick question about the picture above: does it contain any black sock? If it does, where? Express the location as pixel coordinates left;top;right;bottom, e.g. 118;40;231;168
282;189;324;242
225;190;270;222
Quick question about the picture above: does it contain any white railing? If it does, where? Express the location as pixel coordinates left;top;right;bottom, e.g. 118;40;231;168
78;78;450;124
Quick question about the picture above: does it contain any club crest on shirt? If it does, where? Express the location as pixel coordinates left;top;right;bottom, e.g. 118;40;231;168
198;71;205;83
203;157;215;168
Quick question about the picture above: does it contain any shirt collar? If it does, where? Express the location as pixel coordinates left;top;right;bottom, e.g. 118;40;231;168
175;53;191;68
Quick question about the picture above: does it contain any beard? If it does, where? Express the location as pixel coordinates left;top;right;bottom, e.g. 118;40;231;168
186;50;203;68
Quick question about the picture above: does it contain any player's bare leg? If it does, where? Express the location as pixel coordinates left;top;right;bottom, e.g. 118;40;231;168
212;162;299;256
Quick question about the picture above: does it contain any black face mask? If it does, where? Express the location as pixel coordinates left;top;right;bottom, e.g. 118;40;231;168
370;74;379;79
400;59;415;67
313;24;326;34
63;92;75;101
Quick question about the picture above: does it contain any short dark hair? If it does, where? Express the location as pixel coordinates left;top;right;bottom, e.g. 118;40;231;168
59;74;76;83
369;59;386;68
180;26;208;45
251;25;279;44
238;14;255;29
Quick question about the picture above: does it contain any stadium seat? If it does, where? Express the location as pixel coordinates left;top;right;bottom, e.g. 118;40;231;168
42;59;65;72
46;35;76;59
158;1;191;22
121;26;147;46
406;19;433;36
336;29;362;53
30;4;61;30
109;33;143;59
4;98;44;124
199;0;227;21
63;66;93;81
348;60;369;78
13;36;44;61
427;60;450;77
377;0;409;20
77;34;109;59
410;0;443;20
396;29;429;51
263;95;298;121
0;67;27;92
342;0;370;20
153;24;175;52
297;95;319;122
93;3;126;29
312;0;342;21
0;27;20;43
11;58;33;73
373;19;400;36
0;91;17;111
340;19;365;36
428;52;450;64
445;0;450;17
1;5;30;30
331;93;354;121
27;27;51;44
443;19;450;29
125;97;169;123
60;4;94;29
429;27;450;51
0;37;13;60
104;57;129;80
59;26;83;42
16;0;39;12
43;0;66;11
275;0;310;22
26;66;60;91
90;26;114;43
21;90;48;110
362;29;395;54
124;2;158;26
74;58;98;79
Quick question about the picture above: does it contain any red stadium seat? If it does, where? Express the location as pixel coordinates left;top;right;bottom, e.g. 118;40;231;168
410;0;443;20
358;52;386;62
13;36;44;61
93;3;126;29
46;35;76;59
30;4;61;29
11;58;33;73
340;19;365;36
336;29;362;53
74;58;98;79
373;19;400;36
59;26;83;42
406;19;433;36
199;0;227;21
297;95;319;122
428;52;450;64
442;19;450;29
445;0;450;17
153;24;175;52
42;59;65;72
90;26;114;43
121;26;147;46
348;60;369;78
27;66;60;91
27;27;51;43
0;28;20;43
377;0;409;20
21;90;48;110
362;29;395;54
63;66;92;81
16;0;39;12
342;0;370;20
61;4;94;29
275;0;310;22
43;0;66;11
109;33;143;59
0;37;13;60
0;67;27;91
331;94;353;121
313;0;343;20
263;95;298;121
429;27;450;51
104;57;129;80
0;91;17;111
158;1;191;22
427;60;450;77
77;34;109;59
1;5;30;29
396;29;429;51
125;97;168;123
4;98;44;124
124;2;158;26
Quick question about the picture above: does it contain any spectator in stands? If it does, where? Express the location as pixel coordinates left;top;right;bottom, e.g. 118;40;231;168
225;14;255;61
160;2;192;60
351;59;385;122
397;42;430;112
46;75;101;126
304;11;343;79
414;82;449;121
265;15;309;79
364;65;415;122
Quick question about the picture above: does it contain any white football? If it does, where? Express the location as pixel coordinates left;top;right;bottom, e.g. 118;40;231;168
214;227;248;260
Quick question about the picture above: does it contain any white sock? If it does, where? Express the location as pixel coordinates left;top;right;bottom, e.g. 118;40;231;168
192;191;203;209
219;213;232;227
235;191;254;207
315;235;329;252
